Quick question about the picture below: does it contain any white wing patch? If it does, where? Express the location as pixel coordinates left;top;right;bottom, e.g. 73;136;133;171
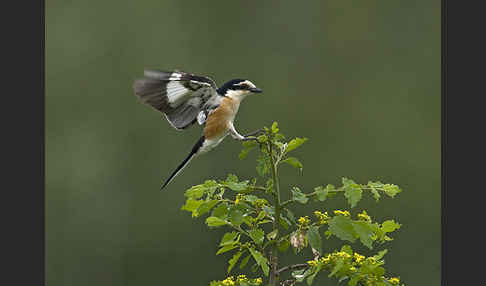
134;69;220;130
197;111;206;125
166;81;189;107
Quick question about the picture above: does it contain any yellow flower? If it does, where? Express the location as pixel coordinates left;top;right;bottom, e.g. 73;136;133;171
320;254;331;264
388;277;400;284
237;274;247;282
235;194;245;205
314;211;330;224
350;266;356;271
357;210;371;221
353;253;365;264
297;216;310;225
333;210;350;217
222;276;235;286
307;260;319;267
336;251;351;259
254;277;263;285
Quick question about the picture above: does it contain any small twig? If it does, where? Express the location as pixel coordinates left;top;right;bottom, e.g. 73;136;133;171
277;263;309;275
280;278;296;286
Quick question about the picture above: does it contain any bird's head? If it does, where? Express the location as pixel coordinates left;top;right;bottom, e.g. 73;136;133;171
217;79;263;100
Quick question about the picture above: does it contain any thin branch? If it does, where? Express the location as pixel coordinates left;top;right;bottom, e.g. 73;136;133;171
279;278;296;286
277;263;309;275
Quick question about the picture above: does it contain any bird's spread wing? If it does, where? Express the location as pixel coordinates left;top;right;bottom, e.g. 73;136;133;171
133;69;222;130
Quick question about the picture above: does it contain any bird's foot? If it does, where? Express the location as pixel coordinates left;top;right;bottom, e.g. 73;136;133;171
241;136;259;141
243;129;265;137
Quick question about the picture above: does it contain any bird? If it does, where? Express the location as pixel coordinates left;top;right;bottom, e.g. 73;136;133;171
132;69;263;190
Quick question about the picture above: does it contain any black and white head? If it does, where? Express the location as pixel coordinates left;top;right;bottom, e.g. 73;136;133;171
216;79;263;100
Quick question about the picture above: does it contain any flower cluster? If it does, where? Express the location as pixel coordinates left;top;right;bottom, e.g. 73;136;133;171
302;249;405;285
357;210;371;222
235;194;245;205
313;210;330;225
297;216;311;227
333;210;350;217
221;276;236;286
253;198;268;209
213;275;263;286
388;277;400;284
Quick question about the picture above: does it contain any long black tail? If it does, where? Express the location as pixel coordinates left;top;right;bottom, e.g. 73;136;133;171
161;136;205;190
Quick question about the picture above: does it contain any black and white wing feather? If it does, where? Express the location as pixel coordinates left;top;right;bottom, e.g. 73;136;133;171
132;69;222;130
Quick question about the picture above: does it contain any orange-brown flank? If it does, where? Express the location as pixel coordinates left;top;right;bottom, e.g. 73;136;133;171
203;97;240;140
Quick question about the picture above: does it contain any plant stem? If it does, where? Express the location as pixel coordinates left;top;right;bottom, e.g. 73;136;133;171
268;142;281;286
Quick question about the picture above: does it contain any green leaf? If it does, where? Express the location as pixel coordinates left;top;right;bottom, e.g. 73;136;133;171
352;221;375;249
211;202;229;218
341;245;353;255
249;228;265;245
257;134;268;143
307;263;322;286
249;248;269;276
228;207;244;226
286;209;297;224
226;174;239;183
194;200;219;217
349;275;361;286
373;249;388;260
227;251;243;273
291;187;309;204
239;254;251;269
239;141;258;160
342;177;356;187
277;239;290;253
328;258;344;277
370;188;381;202
216;244;238;255
219;232;239;246
267;229;278;240
279;215;290;230
286;137;308;153
381;220;401;233
383;184;401;197
307;226;322;254
281;157;303;171
344;185;363;208
256;154;270;177
271;121;279;134
314;184;334;202
226;181;250;192
181;199;203;213
206;216;227;227
245;195;259;203
327;216;357;243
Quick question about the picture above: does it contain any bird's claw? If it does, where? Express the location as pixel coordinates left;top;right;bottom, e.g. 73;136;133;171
241;136;259;141
243;129;265;137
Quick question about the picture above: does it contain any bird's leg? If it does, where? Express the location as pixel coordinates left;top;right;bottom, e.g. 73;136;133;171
229;122;259;141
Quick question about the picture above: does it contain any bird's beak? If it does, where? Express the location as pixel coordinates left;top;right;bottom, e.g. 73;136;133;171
250;87;263;93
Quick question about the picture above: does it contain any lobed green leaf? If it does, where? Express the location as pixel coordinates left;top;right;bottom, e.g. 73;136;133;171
291;187;309;204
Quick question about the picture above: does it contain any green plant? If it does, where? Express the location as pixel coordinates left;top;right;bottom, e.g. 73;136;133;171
181;122;404;286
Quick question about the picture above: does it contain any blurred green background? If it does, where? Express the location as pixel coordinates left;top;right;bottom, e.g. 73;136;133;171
46;1;440;285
